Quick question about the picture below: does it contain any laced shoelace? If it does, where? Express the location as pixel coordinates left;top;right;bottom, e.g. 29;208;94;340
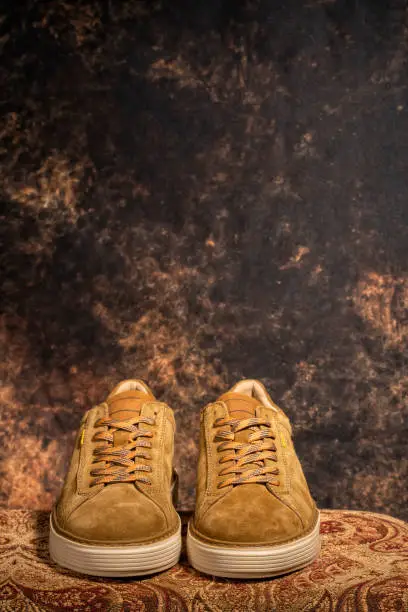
90;416;155;486
213;415;279;488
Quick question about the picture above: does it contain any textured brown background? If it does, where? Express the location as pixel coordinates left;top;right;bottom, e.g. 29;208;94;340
0;0;407;518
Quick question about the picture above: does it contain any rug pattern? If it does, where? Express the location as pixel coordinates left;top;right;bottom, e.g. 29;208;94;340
0;509;407;611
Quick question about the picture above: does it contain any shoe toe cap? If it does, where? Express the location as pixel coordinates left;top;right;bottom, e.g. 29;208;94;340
195;484;304;545
61;484;171;544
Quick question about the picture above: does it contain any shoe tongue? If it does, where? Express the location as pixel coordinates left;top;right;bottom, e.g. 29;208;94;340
219;392;262;472
219;392;259;419
107;390;153;421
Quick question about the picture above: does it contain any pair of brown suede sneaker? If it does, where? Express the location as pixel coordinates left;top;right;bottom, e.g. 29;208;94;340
50;379;320;579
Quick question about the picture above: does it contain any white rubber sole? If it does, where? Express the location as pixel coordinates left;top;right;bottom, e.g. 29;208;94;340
187;515;320;578
49;518;182;577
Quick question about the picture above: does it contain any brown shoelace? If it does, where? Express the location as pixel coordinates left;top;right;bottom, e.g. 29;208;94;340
90;416;155;485
213;416;279;488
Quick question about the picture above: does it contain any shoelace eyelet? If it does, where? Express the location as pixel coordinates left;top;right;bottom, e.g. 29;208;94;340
213;415;279;489
89;416;156;485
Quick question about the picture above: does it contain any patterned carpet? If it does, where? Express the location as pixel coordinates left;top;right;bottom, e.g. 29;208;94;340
1;509;407;611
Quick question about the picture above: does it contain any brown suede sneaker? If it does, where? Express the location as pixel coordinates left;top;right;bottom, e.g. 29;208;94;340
49;380;181;577
187;379;320;578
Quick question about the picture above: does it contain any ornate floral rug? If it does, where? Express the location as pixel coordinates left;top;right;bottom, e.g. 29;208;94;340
0;509;407;611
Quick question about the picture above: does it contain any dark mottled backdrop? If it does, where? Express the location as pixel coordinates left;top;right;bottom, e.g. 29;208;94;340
0;0;407;519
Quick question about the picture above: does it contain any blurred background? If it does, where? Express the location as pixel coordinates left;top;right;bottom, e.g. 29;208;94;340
0;0;407;519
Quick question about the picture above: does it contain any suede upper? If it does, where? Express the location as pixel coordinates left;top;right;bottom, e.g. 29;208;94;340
53;380;179;546
192;379;319;547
